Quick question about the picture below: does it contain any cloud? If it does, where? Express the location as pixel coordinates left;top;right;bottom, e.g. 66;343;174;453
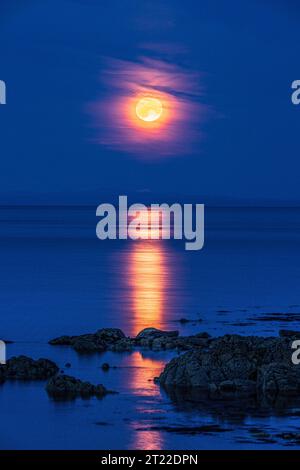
88;50;209;158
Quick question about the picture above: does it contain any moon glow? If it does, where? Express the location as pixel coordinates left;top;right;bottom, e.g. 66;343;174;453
135;97;163;122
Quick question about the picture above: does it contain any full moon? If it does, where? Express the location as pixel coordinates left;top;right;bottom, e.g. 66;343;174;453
135;97;163;122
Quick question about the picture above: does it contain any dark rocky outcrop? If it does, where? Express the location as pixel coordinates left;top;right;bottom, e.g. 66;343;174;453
49;328;126;353
134;328;211;351
135;327;179;347
157;334;300;400
0;356;58;381
72;335;107;353
49;326;211;353
96;328;125;343
177;318;203;324
136;327;179;339
46;374;112;399
49;335;75;346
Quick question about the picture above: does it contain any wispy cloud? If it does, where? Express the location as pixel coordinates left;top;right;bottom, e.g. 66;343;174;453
88;48;209;157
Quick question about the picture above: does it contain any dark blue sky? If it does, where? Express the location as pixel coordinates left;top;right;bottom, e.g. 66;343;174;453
0;0;299;205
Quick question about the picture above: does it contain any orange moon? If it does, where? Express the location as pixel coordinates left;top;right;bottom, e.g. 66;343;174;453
135;97;163;122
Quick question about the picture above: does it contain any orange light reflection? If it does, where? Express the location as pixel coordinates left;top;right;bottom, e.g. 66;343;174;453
127;351;166;450
128;241;168;335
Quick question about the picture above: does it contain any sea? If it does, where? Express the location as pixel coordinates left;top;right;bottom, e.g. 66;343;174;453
0;205;300;449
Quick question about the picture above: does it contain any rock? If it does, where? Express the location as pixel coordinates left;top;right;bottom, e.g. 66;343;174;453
178;318;203;324
276;432;300;443
72;335;106;353
135;327;211;351
158;350;209;388
151;337;170;351
177;336;210;349
249;428;271;439
135;328;179;350
110;338;133;352
101;363;110;371
135;424;231;435
49;328;126;353
219;380;236;392
49;335;75;346
0;356;58;380
65;363;71;368
279;329;300;338
136;328;179;341
148;334;210;351
195;332;211;339
157;334;300;400
46;374;111;399
49;326;212;353
96;328;126;343
219;379;256;395
257;362;300;395
251;313;300;322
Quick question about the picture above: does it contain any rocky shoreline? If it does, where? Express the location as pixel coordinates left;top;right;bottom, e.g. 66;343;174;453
48;326;300;404
157;332;300;396
48;327;211;352
1;327;300;406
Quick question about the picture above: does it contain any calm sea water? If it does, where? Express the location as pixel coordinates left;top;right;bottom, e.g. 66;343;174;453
1;206;300;449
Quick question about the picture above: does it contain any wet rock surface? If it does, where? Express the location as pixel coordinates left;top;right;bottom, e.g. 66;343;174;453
0;355;59;381
46;374;112;400
157;334;300;401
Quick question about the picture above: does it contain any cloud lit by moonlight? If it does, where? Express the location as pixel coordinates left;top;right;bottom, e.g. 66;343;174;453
88;55;208;157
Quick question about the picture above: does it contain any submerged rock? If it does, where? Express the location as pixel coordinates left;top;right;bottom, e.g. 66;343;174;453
276;432;300;443
135;424;231;435
279;329;300;338
46;374;111;399
0;356;58;380
49;335;75;345
157;334;300;400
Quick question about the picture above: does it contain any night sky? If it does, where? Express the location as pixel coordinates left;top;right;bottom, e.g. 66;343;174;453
0;0;299;205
